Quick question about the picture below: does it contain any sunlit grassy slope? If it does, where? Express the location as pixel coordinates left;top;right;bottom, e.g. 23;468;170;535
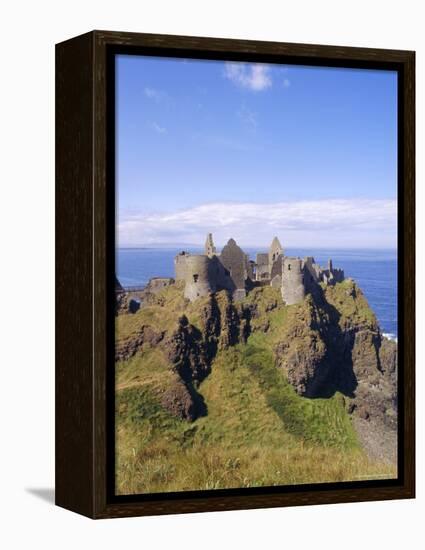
115;283;395;495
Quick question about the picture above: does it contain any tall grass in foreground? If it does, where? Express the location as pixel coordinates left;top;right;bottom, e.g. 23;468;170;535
117;443;395;495
115;344;396;495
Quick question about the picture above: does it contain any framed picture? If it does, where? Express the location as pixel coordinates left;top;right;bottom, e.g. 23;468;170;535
55;30;415;519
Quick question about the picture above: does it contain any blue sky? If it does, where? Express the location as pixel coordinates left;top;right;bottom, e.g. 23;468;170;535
116;54;397;248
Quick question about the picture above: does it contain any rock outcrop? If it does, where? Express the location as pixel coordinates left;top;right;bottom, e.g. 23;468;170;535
274;298;328;396
165;315;210;384
115;325;165;362
160;376;207;421
159;295;252;420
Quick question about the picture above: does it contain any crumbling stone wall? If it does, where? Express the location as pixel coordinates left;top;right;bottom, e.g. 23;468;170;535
219;238;247;300
255;253;270;280
148;277;175;293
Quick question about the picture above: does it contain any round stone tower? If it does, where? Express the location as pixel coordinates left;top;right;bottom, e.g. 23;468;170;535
281;257;306;305
183;255;215;302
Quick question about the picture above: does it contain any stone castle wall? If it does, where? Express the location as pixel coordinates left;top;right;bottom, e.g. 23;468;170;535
175;252;189;281
255;253;270;280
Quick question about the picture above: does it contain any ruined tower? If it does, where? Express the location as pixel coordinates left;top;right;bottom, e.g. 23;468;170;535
269;236;284;282
183;255;216;302
220;238;247;300
205;233;216;258
269;236;283;265
281;257;306;305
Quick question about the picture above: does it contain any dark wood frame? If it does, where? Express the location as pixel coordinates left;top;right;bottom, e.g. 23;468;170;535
56;30;415;519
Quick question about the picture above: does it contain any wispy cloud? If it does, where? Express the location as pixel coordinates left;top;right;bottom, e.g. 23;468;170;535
283;78;290;88
190;131;261;152
144;87;169;103
118;198;397;249
224;63;272;91
150;122;167;134
208;136;259;152
237;104;257;130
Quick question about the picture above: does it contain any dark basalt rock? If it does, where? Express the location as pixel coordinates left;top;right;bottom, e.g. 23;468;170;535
380;337;398;380
348;335;398;429
274;299;329;397
128;298;141;313
165;315;210;384
351;329;382;379
199;295;221;360
276;333;328;396
160;378;207;422
160;294;251;420
219;302;240;349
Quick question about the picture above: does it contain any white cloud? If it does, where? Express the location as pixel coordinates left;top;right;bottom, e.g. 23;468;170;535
283;78;290;88
117;199;397;249
224;63;272;91
150;122;167;134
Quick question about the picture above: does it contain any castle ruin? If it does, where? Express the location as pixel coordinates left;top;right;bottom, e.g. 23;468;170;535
174;234;344;305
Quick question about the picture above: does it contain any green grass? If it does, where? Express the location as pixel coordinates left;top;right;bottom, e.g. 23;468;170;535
116;347;172;391
241;332;358;448
115;281;186;343
191;347;296;449
324;279;377;329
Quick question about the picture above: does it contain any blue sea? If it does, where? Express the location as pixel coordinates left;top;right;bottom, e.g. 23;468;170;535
117;247;398;340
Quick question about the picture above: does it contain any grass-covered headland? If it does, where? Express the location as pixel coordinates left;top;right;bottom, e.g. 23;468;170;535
115;281;397;495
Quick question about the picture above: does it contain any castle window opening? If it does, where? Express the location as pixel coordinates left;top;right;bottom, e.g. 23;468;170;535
193;274;199;283
288;264;291;270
